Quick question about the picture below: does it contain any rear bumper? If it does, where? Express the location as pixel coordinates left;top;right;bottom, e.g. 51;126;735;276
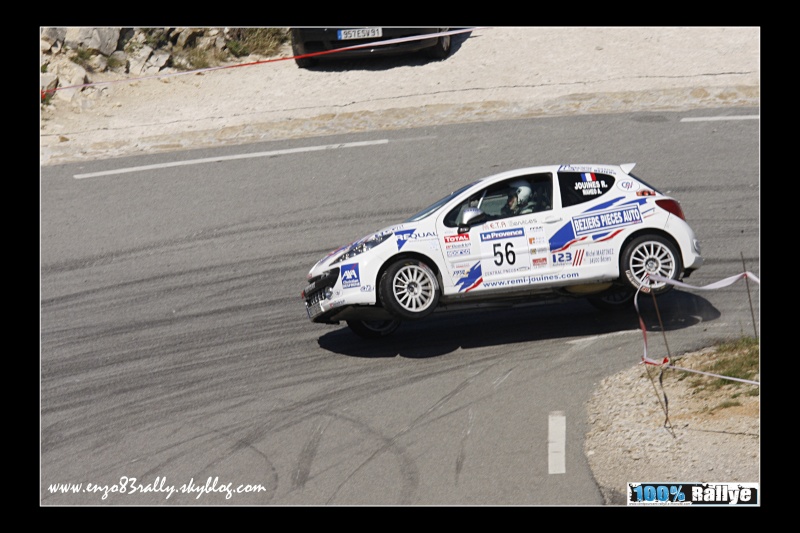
291;28;442;58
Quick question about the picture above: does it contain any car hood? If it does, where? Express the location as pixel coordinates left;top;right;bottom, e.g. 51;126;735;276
308;223;404;276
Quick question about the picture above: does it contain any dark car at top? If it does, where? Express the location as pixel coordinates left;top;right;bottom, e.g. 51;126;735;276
289;27;452;68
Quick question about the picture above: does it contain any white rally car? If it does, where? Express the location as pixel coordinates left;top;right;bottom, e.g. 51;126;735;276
302;163;703;338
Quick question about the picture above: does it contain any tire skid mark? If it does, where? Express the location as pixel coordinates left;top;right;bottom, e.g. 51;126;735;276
228;406;419;504
43;409;281;504
493;367;516;389
326;367;497;504
138;425;279;504
455;407;475;484
291;418;330;490
323;412;419;505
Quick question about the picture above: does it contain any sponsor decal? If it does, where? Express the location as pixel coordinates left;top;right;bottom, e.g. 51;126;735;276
636;189;656;196
485;217;539;230
530;246;549;255
341;263;360;289
572;206;642;236
359;285;374;292
532;257;548;268
627;483;758;506
552;251;576;266
590;229;623;243
480;228;525;242
552;236;588;253
584;248;614;265
617;180;640;192
625;269;651;292
444;234;470;243
445;242;471;250
447;248;472;257
395;228;437;250
559;165;616;175
455;262;482;292
574;178;608;196
484;220;509;229
483;265;531;277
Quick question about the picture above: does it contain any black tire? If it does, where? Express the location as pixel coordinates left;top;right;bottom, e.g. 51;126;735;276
426;33;451;60
347;319;402;339
587;287;636;311
294;56;317;68
379;259;440;320
619;235;682;295
290;31;317;68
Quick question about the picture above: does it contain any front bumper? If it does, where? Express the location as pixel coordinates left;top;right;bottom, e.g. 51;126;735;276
302;268;340;322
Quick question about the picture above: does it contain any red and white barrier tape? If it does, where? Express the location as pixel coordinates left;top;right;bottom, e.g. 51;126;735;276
634;271;760;386
41;27;486;100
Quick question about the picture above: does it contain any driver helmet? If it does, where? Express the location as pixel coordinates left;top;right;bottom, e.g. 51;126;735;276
509;180;532;208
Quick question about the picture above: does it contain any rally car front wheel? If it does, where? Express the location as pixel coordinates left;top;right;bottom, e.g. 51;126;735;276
346;319;402;339
379;259;440;321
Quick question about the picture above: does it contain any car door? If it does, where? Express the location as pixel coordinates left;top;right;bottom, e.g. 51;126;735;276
546;167;631;282
436;173;563;295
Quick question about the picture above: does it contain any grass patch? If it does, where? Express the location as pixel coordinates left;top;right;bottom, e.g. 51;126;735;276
692;336;759;391
70;47;93;69
224;28;288;58
679;335;759;413
107;55;125;70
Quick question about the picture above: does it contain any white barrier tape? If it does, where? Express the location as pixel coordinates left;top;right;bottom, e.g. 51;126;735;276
659;362;760;386
648;271;760;290
633;271;759;380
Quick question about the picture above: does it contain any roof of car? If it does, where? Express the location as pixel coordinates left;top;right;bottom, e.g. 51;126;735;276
477;163;636;184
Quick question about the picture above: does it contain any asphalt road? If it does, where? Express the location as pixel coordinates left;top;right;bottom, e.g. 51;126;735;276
40;107;760;505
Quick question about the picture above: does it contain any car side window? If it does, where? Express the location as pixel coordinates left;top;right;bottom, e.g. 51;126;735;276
491;174;553;219
444;192;485;227
527;173;553;213
443;174;555;227
558;171;616;208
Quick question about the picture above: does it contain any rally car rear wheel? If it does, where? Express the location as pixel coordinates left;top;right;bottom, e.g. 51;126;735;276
620;235;682;295
379;259;440;320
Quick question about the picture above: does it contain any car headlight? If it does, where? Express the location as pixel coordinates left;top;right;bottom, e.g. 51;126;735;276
331;232;391;264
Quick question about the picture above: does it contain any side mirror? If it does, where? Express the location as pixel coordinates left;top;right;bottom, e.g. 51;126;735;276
458;207;486;233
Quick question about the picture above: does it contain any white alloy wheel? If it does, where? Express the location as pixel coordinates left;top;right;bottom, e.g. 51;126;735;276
379;260;440;320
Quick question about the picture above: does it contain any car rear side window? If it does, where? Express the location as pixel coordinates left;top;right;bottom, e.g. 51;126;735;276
558;172;616;208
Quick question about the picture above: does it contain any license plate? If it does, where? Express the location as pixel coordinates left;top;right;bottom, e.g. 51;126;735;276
306;301;325;320
337;28;383;40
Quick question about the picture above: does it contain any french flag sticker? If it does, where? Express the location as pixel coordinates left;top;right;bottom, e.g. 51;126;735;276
581;172;597;182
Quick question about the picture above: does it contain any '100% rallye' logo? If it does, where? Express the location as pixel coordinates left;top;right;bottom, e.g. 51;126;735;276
627;483;759;506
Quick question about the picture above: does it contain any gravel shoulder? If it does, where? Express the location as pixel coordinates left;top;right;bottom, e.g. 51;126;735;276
39;27;760;505
585;347;759;505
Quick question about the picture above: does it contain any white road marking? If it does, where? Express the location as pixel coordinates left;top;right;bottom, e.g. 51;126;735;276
680;115;759;122
548;411;566;475
565;330;638;345
72;139;390;179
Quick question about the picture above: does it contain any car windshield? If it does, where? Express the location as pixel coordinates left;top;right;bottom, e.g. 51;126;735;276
404;181;480;222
